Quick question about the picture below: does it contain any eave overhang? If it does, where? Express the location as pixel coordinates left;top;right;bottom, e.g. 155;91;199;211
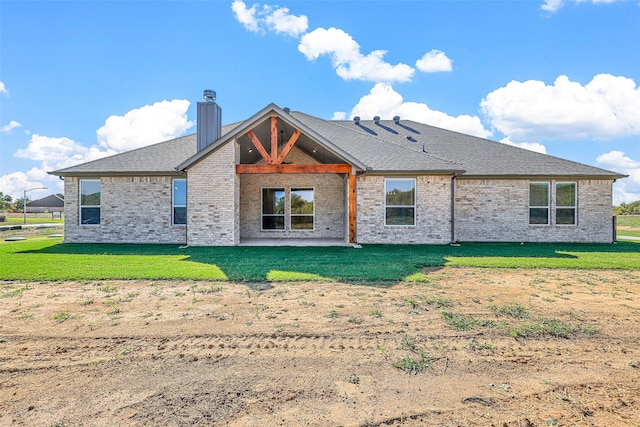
363;169;467;176
48;170;185;178
457;173;628;180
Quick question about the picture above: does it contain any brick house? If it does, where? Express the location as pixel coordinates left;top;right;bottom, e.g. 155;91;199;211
51;92;626;246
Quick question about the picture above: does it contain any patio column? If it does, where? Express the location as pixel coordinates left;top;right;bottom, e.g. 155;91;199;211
349;172;356;243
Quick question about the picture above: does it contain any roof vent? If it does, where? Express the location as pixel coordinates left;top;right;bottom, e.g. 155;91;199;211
373;116;380;124
283;107;290;114
406;135;416;142
393;116;400;124
353;116;360;125
203;89;216;102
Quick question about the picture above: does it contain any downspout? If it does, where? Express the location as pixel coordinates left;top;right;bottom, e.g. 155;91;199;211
450;173;457;244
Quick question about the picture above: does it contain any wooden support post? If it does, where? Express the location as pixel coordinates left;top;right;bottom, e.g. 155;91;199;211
349;172;356;244
271;116;278;163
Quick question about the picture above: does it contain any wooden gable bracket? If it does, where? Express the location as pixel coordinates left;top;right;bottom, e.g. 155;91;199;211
245;116;302;165
274;129;301;164
247;130;272;164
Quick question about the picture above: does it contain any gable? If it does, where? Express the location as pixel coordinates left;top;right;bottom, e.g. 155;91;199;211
178;104;366;172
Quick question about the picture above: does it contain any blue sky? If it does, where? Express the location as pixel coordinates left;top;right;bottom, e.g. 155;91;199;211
1;0;639;203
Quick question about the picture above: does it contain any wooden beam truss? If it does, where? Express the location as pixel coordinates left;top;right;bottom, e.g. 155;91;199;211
240;116;357;244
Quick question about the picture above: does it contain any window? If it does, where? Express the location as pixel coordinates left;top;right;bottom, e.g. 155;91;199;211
80;179;101;225
529;182;549;225
262;188;285;230
385;178;416;226
291;188;314;230
556;182;577;225
173;179;187;225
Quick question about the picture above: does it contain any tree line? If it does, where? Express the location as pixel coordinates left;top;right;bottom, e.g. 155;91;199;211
0;192;28;212
614;200;640;215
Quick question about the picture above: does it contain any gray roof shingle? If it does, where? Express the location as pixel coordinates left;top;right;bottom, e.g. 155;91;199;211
51;105;625;179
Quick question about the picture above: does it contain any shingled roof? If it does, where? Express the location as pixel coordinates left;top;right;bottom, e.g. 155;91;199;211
27;193;64;208
297;113;624;178
51;105;625;179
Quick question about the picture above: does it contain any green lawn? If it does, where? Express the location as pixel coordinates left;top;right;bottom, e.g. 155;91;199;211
0;215;64;225
618;230;640;238
1;236;639;283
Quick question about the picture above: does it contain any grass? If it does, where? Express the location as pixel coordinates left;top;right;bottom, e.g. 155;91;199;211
0;236;639;283
505;318;600;339
490;303;531;319
0;213;64;225
618;230;640;238
441;311;497;330
392;354;435;374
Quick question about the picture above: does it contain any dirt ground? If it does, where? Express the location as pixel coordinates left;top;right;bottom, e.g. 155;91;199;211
1;268;639;427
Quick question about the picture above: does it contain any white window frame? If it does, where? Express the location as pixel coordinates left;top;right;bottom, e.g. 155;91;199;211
290;187;315;231
172;178;187;226
384;178;416;227
555;181;577;226
261;187;286;231
529;181;550;225
79;179;101;226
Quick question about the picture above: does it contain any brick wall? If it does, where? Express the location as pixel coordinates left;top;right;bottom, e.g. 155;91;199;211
239;173;346;240
63;176;187;244
356;175;452;244
186;141;239;246
454;178;615;243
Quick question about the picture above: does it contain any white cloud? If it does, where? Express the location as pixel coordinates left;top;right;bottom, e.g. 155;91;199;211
3;99;192;200
0;168;59;201
542;0;621;13
298;27;414;83
541;0;564;12
415;50;453;73
231;0;308;37
350;83;492;138
96;99;193;151
0;81;7;95
13;134;116;173
231;0;260;33
500;137;548;154
331;111;347;120
1;120;21;134
597;150;640;171
264;5;308;37
481;74;640;142
14;135;86;163
596;150;640;204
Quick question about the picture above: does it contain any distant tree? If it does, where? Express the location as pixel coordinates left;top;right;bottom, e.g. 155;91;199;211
13;197;29;212
614;200;640;215
0;192;13;211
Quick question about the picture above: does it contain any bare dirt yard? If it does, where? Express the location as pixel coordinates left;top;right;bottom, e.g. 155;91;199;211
1;268;639;426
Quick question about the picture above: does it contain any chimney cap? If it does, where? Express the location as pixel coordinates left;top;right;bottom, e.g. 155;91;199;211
203;89;216;102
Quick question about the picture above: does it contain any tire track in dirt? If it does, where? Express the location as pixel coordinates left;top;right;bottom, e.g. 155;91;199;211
0;332;405;374
1;330;628;382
